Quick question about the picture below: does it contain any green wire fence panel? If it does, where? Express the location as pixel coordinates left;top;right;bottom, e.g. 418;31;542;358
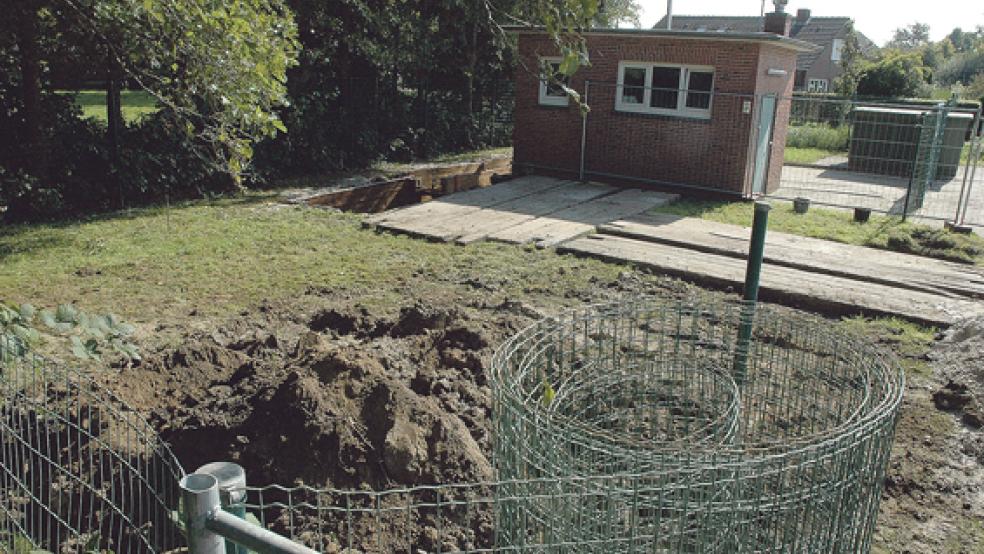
0;337;186;553
0;298;904;553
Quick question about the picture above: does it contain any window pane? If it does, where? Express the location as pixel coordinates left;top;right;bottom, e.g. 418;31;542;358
621;67;646;104
650;67;680;109
685;71;713;110
544;62;567;97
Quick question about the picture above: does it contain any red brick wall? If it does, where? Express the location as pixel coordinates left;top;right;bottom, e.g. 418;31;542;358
754;44;797;194
512;33;798;195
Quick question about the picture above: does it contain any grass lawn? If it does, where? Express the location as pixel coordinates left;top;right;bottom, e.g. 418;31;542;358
783;146;841;165
651;199;984;265
60;89;159;124
0;195;625;328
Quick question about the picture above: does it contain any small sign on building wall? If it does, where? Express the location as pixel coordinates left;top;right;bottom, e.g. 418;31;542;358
742;100;753;114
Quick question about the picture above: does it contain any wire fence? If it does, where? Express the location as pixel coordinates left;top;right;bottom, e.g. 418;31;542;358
0;337;186;553
1;298;905;553
772;95;983;227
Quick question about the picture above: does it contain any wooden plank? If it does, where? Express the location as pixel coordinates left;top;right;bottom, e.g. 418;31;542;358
488;189;678;247
451;182;614;244
600;213;984;300
303;178;417;213
365;176;564;228
558;234;981;327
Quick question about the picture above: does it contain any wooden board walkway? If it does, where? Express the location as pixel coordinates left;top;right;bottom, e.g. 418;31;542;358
600;213;984;300
366;177;677;246
559;218;984;326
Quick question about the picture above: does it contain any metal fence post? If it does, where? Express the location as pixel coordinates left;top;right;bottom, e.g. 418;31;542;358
952;105;982;227
180;473;226;554
197;462;249;554
579;80;589;181
733;201;771;387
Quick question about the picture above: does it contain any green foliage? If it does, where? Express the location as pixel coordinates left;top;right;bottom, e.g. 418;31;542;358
886;22;931;50
0;300;139;363
0;303;41;363
785;123;850;151
936;51;984;87
855;51;929;98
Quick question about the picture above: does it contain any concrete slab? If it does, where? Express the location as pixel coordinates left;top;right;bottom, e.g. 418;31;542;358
558;233;982;326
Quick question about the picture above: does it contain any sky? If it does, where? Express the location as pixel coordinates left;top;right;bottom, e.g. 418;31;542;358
635;0;984;46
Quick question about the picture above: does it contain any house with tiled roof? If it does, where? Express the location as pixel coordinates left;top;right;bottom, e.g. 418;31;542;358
655;9;877;93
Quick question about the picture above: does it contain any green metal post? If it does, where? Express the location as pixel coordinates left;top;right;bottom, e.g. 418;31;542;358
733;201;771;386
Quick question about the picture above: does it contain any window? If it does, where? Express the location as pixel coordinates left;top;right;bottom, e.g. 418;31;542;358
831;38;845;62
538;58;569;107
616;62;714;118
807;78;828;93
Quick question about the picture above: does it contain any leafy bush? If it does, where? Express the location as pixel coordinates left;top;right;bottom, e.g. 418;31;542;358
786;123;851;151
855;52;929;98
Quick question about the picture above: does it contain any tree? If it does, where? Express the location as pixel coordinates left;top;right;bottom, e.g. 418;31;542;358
855;51;929;98
595;0;642;28
886;22;930;50
3;0;299;185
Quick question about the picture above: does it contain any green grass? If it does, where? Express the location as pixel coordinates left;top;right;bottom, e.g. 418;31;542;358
839;316;937;378
651;199;984;264
60;89;159;124
374;146;513;173
0;195;625;327
783;147;840;164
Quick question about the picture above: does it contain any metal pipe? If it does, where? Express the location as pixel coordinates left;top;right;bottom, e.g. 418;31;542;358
197;462;248;554
579;81;589;181
665;0;672;29
951;106;980;225
205;509;320;554
180;473;226;554
733;201;771;386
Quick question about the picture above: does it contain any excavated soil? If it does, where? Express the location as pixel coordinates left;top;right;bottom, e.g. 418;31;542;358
95;271;984;552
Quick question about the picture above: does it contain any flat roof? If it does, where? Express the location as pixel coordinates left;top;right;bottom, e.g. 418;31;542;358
505;26;820;53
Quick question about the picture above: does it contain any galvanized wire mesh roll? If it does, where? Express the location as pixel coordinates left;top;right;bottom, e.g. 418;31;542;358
490;298;904;553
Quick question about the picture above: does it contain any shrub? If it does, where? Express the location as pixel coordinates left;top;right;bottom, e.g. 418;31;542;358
786;123;851;151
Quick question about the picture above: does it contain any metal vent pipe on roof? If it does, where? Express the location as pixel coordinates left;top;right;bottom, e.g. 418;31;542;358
665;0;672;29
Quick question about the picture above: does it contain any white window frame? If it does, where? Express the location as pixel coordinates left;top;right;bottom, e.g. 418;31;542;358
538;57;569;107
615;61;714;119
807;78;829;93
831;38;845;62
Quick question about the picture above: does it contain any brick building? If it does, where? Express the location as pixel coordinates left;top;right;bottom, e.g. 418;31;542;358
511;21;817;196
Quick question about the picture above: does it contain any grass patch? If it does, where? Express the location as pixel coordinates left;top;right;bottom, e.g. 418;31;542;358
839;316;937;378
786;123;850;150
375;146;512;173
0;195;625;326
783;147;840;164
59;89;158;124
651;199;984;265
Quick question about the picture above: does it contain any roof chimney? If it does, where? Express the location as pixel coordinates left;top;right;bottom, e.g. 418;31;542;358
764;11;793;36
796;9;811;23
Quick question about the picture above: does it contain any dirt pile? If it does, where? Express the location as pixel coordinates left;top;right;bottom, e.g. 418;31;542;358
930;316;984;454
126;298;529;492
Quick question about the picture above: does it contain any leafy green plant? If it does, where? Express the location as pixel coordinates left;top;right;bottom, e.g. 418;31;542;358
38;304;140;362
0;303;40;363
0;301;140;363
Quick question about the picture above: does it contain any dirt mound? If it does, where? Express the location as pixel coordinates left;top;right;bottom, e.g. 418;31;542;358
930;316;984;455
129;299;519;492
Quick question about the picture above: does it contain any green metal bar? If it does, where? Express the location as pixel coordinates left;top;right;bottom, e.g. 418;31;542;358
733;201;771;386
